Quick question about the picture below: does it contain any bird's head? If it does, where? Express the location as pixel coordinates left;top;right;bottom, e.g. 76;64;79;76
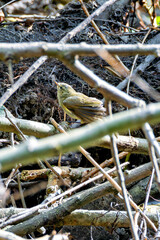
54;81;76;100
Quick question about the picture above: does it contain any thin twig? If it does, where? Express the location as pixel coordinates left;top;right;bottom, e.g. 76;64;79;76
139;168;155;236
0;163;125;229
126;28;151;94
0;56;47;108
7;59;14;84
110;134;138;239
58;153;62;167
17;173;27;208
79;0;109;44
82;151;128;182
4;108;26;140
142;123;160;187
72;58;143;107
43;159;69;187
50;117;106;173
49;118;157;232
6;158;159;235
4;165;20;189
59;0;118;44
10;133;14;146
0;0;17;10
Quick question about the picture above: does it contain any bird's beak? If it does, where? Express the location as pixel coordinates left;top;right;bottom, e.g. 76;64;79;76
53;80;59;86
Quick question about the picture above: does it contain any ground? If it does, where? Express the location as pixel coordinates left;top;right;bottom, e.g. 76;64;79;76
0;0;160;239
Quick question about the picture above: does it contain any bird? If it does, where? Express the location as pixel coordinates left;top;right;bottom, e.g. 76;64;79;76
54;81;106;124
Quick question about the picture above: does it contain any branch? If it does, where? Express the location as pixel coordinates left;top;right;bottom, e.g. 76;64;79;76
1;209;159;231
0;117;60;138
0;112;158;154
0;107;158;154
6;159;159;235
0;102;160;171
0;42;159;60
56;210;159;229
0;230;25;240
98;135;152;154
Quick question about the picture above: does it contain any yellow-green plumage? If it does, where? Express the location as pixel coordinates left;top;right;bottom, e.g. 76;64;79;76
56;82;106;123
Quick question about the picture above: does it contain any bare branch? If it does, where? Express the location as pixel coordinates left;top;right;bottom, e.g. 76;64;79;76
0;42;159;61
0;102;160;171
6;159;159;235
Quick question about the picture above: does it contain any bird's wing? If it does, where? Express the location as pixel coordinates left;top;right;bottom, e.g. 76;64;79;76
63;94;103;107
63;95;106;123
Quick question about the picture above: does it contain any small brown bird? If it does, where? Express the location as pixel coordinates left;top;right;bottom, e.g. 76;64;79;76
54;81;106;123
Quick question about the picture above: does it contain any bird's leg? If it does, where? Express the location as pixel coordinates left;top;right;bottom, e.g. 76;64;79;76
104;100;109;116
64;112;66;121
58;153;62;167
